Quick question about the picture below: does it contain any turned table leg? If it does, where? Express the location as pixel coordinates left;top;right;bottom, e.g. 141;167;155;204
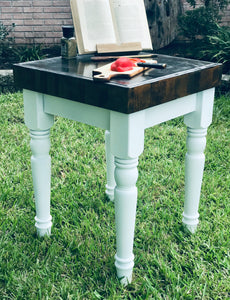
183;89;214;233
23;90;54;237
30;129;52;236
183;127;208;233
110;110;145;284
114;157;138;285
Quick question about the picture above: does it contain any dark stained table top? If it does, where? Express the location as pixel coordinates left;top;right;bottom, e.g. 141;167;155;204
13;54;222;114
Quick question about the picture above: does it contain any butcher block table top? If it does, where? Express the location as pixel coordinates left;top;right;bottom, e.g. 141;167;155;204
13;54;222;114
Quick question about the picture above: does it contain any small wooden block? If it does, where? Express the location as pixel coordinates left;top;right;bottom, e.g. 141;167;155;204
96;42;142;54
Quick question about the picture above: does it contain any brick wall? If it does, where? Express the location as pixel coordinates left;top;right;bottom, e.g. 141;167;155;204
0;0;229;47
0;0;73;45
181;0;230;26
220;5;230;26
182;0;202;10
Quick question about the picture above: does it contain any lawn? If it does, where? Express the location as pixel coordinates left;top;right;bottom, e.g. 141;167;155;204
0;91;229;299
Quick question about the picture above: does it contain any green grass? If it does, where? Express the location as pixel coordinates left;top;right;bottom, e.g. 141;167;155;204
0;92;229;299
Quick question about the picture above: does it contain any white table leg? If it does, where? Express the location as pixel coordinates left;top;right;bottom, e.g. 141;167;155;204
183;89;214;233
105;130;115;201
23;90;54;237
114;157;138;285
30;129;52;236
110;110;145;285
183;127;208;233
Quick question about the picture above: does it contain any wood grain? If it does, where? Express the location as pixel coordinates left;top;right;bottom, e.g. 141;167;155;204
13;55;222;114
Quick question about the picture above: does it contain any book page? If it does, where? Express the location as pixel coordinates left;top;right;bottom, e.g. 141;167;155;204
75;0;117;53
110;0;152;50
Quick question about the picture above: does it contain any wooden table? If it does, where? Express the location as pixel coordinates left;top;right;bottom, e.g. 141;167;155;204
14;54;222;285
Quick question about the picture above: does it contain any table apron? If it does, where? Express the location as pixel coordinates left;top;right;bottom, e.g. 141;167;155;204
44;94;110;130
42;89;213;131
144;93;197;129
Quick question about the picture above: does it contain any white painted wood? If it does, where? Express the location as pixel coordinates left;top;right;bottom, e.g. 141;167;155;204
23;90;54;130
23;90;54;237
144;93;197;129
30;129;52;237
44;94;110;130
183;128;207;233
105;130;116;201
114;157;139;285
23;87;215;283
109;112;145;284
110;110;145;159
184;89;215;129
183;89;215;233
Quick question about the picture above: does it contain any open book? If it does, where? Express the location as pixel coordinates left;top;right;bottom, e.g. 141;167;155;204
70;0;153;54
